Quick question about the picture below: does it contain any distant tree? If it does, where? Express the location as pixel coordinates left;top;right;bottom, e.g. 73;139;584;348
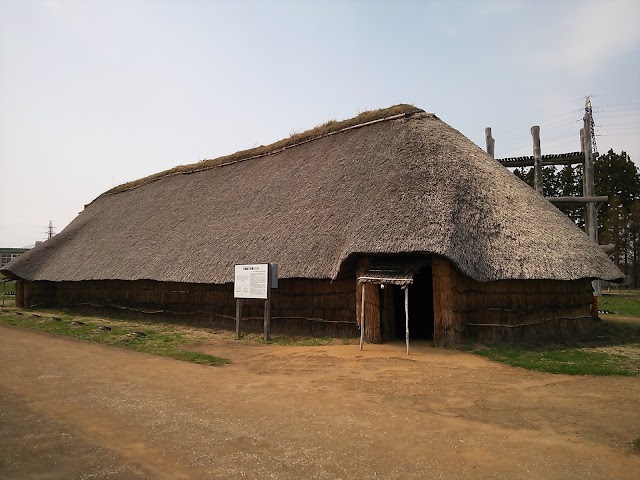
595;150;640;286
512;165;561;195
556;164;583;227
595;149;640;225
628;201;640;287
513;166;533;186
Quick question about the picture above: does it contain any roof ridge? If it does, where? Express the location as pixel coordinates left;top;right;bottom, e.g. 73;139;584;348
94;104;426;202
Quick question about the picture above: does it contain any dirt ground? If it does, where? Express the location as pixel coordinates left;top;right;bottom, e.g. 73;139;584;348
1;325;639;479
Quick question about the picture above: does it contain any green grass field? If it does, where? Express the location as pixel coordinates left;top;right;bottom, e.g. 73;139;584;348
469;290;640;376
599;290;640;317
0;310;229;367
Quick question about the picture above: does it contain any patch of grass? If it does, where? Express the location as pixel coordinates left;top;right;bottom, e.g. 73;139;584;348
599;292;640;317
472;345;634;376
632;437;640;452
0;310;229;367
467;319;640;376
235;332;335;346
268;335;333;346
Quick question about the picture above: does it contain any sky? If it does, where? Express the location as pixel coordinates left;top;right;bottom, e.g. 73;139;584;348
1;0;639;247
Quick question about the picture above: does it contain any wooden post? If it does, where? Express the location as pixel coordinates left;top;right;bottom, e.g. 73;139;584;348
264;264;272;342
531;125;543;194
405;286;410;355
485;127;495;159
359;282;366;351
235;298;243;339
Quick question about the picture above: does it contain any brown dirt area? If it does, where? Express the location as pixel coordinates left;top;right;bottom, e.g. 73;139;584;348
1;324;639;479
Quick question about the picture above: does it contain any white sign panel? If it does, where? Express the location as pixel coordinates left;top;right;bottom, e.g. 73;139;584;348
234;264;269;299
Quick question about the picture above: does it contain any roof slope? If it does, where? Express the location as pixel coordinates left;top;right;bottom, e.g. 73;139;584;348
4;107;623;284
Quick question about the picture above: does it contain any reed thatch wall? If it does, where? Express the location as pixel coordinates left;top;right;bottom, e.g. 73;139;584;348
17;278;358;338
432;257;595;345
17;254;595;345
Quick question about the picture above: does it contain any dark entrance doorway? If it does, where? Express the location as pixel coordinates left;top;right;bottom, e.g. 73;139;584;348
391;266;434;340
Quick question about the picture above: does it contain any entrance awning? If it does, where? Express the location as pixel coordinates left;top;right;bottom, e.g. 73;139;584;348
357;263;429;356
357;265;423;286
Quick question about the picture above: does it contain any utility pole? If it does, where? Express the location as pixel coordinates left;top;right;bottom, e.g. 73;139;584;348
582;111;601;298
47;221;56;240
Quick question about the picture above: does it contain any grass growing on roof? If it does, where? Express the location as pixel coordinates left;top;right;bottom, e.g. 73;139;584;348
98;104;422;199
0;309;229;366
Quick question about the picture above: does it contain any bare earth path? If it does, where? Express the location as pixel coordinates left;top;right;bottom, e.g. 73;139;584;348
1;325;639;479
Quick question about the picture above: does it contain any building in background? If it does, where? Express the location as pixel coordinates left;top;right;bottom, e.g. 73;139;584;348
1;248;30;269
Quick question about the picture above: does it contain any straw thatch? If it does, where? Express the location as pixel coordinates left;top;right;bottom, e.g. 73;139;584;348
3;106;623;285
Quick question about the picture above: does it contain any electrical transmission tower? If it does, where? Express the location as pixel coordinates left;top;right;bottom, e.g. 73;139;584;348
585;96;598;155
46;221;56;240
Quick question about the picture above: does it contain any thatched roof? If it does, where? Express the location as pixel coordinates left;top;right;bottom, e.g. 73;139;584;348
4;105;623;284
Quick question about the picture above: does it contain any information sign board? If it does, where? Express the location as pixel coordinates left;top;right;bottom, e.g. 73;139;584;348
234;264;269;299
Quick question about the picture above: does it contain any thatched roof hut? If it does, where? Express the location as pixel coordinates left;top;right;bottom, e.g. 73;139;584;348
3;105;623;346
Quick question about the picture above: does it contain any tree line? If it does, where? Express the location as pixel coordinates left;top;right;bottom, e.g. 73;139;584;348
513;149;640;287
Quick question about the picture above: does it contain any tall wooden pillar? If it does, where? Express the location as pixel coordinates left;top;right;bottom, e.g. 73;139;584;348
356;281;382;344
432;256;465;347
356;257;382;344
531;126;543;195
485;127;495;159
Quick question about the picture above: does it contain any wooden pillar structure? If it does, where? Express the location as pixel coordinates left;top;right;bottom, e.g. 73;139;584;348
485;127;495;159
531;125;543;195
356;258;383;345
492;119;607;303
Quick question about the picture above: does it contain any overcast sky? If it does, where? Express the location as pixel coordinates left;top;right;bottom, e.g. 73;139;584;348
1;0;639;247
